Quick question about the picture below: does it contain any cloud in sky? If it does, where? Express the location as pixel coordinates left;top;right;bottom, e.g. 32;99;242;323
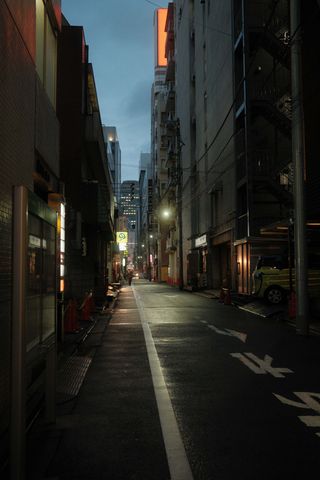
62;0;167;180
123;79;151;119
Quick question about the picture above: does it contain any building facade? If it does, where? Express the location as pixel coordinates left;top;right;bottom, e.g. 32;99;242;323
120;180;139;268
103;126;122;207
152;0;320;296
57;19;115;303
174;0;236;291
137;154;152;275
0;0;62;472
150;7;171;282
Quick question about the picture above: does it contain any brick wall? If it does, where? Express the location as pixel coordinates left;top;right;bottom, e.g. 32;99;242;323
0;2;36;463
0;0;60;467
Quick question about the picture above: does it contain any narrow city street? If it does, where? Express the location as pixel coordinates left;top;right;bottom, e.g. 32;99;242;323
27;280;320;480
3;2;320;479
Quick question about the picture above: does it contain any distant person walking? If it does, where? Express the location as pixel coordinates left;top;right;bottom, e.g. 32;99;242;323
127;270;133;286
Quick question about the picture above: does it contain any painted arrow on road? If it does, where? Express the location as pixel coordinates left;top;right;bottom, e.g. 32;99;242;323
201;321;247;343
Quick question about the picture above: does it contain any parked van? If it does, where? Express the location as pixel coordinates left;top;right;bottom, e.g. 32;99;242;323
252;254;320;304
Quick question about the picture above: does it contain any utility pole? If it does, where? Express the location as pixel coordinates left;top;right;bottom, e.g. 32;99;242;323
176;119;184;290
291;0;309;335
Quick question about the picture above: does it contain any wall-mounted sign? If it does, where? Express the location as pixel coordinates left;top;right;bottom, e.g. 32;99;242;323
119;243;127;251
155;9;168;67
195;234;207;248
116;231;128;243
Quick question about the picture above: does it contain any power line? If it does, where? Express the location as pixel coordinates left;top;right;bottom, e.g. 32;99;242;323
194;0;282;166
143;0;231;37
156;2;283;207
142;0;166;8
170;5;306;208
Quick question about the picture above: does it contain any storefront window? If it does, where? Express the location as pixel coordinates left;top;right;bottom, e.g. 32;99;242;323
26;213;56;352
42;222;56;340
27;215;42;351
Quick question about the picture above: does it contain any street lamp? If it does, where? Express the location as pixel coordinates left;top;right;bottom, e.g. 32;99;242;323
162;208;171;219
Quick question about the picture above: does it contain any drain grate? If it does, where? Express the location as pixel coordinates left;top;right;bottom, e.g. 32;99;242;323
57;356;92;397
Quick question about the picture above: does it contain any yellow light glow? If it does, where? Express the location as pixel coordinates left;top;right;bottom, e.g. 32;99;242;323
57;215;61;235
117;231;128;243
157;9;168;67
60;279;65;292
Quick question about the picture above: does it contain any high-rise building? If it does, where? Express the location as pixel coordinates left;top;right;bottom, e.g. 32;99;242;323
120;180;139;267
120;180;139;223
150;6;171;282
103;126;121;206
137;154;152;274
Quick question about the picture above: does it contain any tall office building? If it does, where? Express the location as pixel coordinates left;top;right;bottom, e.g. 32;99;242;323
120;180;139;223
103;126;121;206
137;154;152;272
150;7;170;282
120;180;139;267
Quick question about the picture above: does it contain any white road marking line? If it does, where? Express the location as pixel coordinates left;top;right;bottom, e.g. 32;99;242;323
109;322;142;325
132;287;194;480
225;329;247;343
207;325;247;343
298;416;320;428
274;392;320;438
231;353;293;378
274;392;320;412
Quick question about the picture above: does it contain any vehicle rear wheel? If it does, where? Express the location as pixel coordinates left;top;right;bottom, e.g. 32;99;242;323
264;286;285;304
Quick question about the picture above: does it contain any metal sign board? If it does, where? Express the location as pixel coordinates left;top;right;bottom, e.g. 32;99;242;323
116;231;128;243
195;234;207;248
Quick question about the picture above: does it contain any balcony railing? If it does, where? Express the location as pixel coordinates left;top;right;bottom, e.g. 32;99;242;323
247;3;289;38
251;148;291;178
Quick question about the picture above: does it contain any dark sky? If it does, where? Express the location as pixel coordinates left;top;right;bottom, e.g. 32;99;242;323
62;0;166;180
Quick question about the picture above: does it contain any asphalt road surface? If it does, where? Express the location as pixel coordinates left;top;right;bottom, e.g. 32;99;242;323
132;280;320;480
27;279;320;480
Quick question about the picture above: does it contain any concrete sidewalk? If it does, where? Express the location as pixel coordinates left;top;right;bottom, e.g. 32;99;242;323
26;286;169;480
